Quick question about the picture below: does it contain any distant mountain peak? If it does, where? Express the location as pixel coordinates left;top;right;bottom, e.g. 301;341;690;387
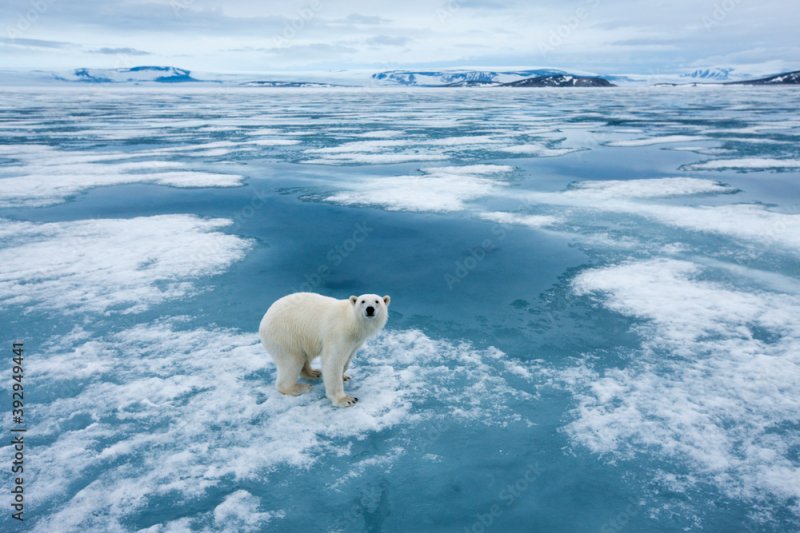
371;68;571;87
681;67;734;81
727;70;800;85
370;69;614;88
501;74;614;88
239;80;349;88
54;66;198;83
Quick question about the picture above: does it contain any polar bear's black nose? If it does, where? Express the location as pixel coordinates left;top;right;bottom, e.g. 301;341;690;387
366;306;375;316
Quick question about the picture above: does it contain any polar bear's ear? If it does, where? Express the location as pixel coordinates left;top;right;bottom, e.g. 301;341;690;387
383;295;391;306
349;295;358;305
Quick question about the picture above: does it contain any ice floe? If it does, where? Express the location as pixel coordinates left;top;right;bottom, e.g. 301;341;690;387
685;158;800;171
478;211;560;228
326;164;513;212
0;215;251;314
563;177;735;199
0;144;244;207
516;178;800;251
498;144;581;156
607;135;707;147
19;322;529;531
557;258;800;516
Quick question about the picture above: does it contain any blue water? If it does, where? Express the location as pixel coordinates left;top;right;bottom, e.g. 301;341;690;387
1;87;799;532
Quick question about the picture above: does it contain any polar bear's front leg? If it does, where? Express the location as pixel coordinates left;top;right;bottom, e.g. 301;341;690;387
322;347;358;407
342;347;358;382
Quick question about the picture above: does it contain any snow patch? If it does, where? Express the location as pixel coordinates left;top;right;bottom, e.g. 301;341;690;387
685;158;800;171
0;144;243;207
560;258;800;516
515;179;800;251
18;322;529;531
565;177;735;199
213;491;285;532
305;153;448;165
326;165;513;212
478;211;559;228
498;144;580;157
607;135;707;147
0;215;251;314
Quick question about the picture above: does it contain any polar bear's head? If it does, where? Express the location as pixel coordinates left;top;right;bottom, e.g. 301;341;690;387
349;294;391;328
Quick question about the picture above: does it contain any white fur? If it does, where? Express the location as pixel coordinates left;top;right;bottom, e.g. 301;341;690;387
258;292;390;407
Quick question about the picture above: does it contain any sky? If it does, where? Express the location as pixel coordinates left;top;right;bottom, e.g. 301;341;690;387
1;0;798;76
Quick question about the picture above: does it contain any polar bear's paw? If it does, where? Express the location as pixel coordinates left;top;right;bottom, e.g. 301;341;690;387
302;367;322;380
278;383;312;396
334;395;359;407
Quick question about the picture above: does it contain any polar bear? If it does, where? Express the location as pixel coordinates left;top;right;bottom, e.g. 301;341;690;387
259;292;390;407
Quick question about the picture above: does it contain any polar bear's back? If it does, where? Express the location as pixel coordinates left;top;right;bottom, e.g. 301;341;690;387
259;292;345;359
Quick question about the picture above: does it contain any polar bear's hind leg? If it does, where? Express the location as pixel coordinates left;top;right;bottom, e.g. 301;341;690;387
280;383;311;396
275;351;311;396
301;360;322;380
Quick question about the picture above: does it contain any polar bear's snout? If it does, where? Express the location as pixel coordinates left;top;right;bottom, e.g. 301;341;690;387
354;294;390;319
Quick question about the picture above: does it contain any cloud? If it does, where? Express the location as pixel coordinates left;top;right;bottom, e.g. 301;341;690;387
0;37;73;49
610;37;679;47
455;0;515;8
0;0;796;74
343;13;389;25
264;42;359;57
8;1;288;35
367;35;410;47
89;47;151;55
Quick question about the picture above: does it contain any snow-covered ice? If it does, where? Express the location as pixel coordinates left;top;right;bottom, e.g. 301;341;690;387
2;86;799;532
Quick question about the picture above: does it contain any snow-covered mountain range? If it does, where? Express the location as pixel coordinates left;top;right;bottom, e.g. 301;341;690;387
4;65;799;87
501;74;614;87
728;70;800;85
371;68;583;87
239;80;349;88
681;68;735;81
53;66;199;83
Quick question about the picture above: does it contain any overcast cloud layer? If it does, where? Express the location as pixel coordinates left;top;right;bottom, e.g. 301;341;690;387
1;0;798;75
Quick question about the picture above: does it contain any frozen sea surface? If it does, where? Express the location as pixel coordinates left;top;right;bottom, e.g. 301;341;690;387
1;86;799;532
